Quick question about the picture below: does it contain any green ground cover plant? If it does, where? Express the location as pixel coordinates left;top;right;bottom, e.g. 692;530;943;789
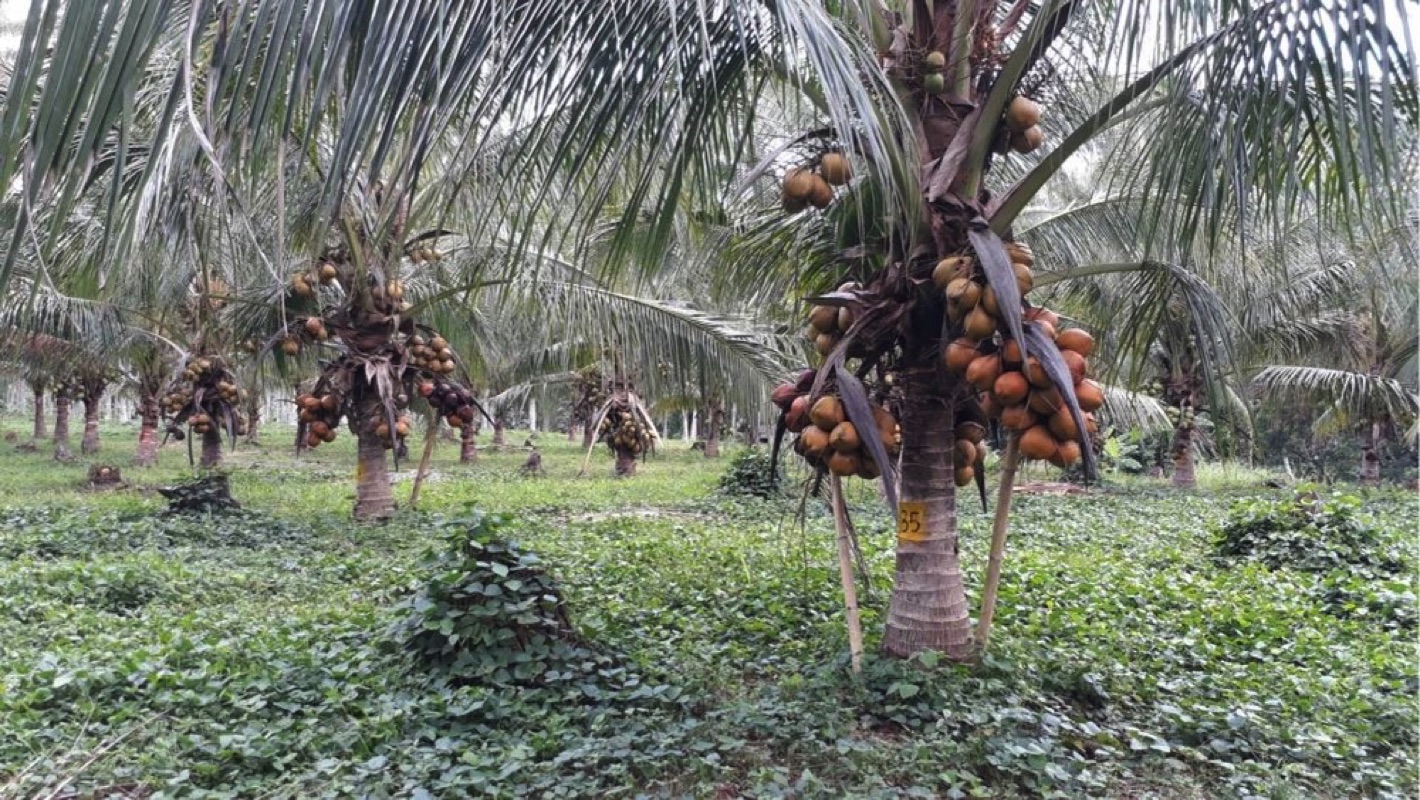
0;422;1414;798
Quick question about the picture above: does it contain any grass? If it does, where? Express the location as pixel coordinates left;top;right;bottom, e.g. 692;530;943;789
0;419;1415;798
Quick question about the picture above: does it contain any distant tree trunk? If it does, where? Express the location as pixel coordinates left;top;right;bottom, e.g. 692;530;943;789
582;422;594;451
614;447;637;477
53;394;72;461
245;392;261;443
703;400;722;458
80;383;105;454
1360;421;1381;485
460;422;478;463
29;380;46;439
135;395;161;467
1171;417;1196;489
199;426;223;469
882;367;973;661
567;422;577;441
293;384;307;456
492;420;507;449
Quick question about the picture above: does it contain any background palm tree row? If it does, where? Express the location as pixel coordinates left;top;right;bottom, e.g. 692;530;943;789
0;0;1413;659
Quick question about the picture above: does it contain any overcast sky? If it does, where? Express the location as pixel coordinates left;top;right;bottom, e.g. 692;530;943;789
0;0;28;53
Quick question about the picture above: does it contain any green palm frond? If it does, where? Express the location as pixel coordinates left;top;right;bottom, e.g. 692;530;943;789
1253;365;1420;426
1098;384;1171;432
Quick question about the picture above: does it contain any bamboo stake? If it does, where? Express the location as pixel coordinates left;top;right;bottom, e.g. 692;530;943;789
976;435;1020;650
830;475;864;673
408;414;439;508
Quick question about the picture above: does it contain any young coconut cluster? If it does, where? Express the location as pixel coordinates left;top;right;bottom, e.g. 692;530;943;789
993;95;1045;155
939;243;1102;466
920;48;948;95
949;419;990;488
294;389;347;449
406;243;444;263
407;333;458;375
418;379;480;430
161;355;248;437
781;151;851;212
51;376;83;403
286;249;412;318
570;370;607;427
772;370;901;480
597;399;655;460
804;282;861;356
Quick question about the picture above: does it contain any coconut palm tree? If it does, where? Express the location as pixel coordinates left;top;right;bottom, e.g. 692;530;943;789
0;0;1413;657
712;4;1413;658
1250;211;1420;483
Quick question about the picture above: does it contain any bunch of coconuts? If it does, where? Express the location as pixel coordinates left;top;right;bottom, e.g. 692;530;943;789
407;244;443;263
163;356;248;437
290;258;341;298
295;390;344;448
52;377;83;401
939;242;1103;467
407;332;459;376
950;419;989;488
772;371;900;480
995;95;1045;155
418;379;479;430
920;49;948;95
781;152;851;213
598;403;653;456
803;282;861;357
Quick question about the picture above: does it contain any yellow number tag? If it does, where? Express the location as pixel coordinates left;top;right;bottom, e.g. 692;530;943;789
897;501;927;542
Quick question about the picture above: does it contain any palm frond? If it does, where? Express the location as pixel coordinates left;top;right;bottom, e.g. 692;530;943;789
1252;364;1420;426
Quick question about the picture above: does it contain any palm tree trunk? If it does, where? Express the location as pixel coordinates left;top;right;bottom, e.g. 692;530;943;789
614;447;637;477
1360;421;1381;485
704;402;722;458
245;393;261;443
883;366;973;661
460;422;478;463
1171;422;1196;488
492;421;507;449
53;394;72;461
582;423;594;451
354;427;394;519
30;382;46;439
135;395;160;467
81;386;104;454
199;426;223;469
567;423;577;442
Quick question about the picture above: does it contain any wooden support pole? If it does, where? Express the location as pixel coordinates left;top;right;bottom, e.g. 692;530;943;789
408;414;440;508
830;475;864;673
975;435;1020;650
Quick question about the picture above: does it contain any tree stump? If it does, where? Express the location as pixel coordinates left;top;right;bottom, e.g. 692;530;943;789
157;474;240;514
87;464;124;488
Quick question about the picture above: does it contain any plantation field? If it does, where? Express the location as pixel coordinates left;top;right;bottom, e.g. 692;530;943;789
0;422;1415;799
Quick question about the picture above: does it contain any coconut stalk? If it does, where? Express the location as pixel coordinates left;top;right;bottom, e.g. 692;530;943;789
408;413;440;507
975;435;1020;650
831;474;865;673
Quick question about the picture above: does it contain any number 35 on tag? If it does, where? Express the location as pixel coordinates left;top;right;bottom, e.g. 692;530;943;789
897;501;927;543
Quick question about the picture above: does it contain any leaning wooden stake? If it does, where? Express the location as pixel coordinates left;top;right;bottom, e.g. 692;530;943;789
976;435;1020;651
830;475;864;673
408;414;440;508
